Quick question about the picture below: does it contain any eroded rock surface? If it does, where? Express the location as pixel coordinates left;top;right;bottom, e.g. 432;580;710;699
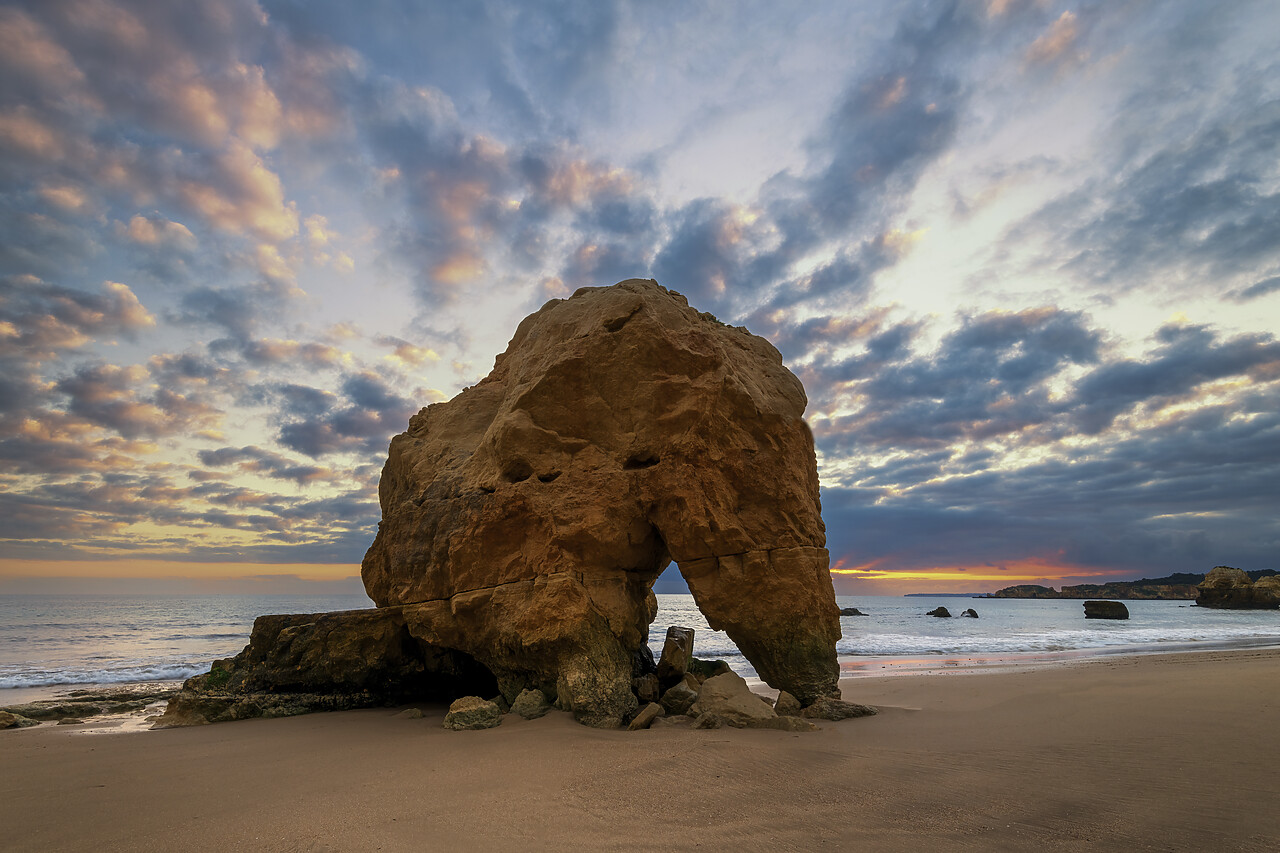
362;279;841;726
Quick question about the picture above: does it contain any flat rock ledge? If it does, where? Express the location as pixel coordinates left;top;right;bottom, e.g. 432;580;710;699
3;684;177;726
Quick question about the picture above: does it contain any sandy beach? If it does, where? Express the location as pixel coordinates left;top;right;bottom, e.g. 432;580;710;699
3;647;1278;852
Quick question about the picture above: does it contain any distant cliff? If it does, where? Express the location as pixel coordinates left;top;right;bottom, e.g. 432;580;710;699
991;571;1278;600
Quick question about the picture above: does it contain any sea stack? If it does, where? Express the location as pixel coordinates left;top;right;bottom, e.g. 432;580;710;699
362;279;842;726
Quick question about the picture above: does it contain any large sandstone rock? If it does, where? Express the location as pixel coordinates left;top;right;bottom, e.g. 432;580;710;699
1196;566;1280;609
362;280;841;726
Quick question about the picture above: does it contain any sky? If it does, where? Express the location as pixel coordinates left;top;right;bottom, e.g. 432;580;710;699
1;0;1278;597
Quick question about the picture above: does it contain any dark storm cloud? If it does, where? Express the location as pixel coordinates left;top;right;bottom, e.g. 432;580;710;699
1231;275;1280;302
812;307;1102;452
276;371;415;457
818;317;1280;579
54;362;217;439
1067;325;1280;434
197;444;333;484
175;286;263;342
0;276;154;360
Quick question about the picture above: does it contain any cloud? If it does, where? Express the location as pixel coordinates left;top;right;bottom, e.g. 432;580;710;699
121;215;197;249
1231;275;1280;303
276;370;415;457
197;444;335;484
54;361;220;439
0;276;154;359
1024;11;1081;67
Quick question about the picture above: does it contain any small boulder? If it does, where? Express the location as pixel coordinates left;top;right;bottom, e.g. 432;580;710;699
443;696;502;731
0;711;38;729
688;671;778;728
839;607;867;616
510;688;553;720
1083;600;1129;620
960;608;979;618
656;626;695;686
57;718;85;725
395;707;423;719
774;691;803;716
627;702;665;731
687;657;732;681
800;696;877;721
926;607;952;617
631;674;660;704
660;681;699;716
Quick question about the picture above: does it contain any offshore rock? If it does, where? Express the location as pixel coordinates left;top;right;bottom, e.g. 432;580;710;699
1196;566;1280;609
362;279;842;725
1083;600;1129;620
840;607;867;616
961;608;979;618
927;607;952;618
155;607;496;727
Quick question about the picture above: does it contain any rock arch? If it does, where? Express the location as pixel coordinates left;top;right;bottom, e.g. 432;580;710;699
362;279;841;726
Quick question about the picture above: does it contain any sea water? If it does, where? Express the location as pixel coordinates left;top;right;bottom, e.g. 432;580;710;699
651;594;1280;677
0;594;372;699
3;593;1280;700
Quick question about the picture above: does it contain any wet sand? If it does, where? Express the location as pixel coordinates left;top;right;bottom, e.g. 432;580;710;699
2;647;1278;852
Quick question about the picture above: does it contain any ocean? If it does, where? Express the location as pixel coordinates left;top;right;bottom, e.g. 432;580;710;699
4;593;1280;702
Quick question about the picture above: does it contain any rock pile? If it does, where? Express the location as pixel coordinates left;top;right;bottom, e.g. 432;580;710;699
436;626;874;733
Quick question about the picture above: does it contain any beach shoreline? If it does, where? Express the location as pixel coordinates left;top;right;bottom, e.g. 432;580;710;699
3;646;1278;851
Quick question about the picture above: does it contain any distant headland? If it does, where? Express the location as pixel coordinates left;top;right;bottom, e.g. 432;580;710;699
988;569;1279;600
